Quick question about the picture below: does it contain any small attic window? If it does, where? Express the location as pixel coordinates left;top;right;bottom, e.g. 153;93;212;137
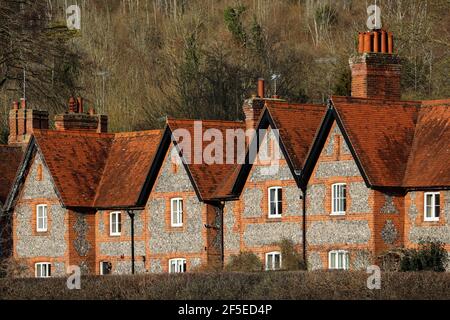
36;164;43;181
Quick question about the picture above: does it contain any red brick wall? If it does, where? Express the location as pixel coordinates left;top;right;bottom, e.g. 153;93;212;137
350;54;401;100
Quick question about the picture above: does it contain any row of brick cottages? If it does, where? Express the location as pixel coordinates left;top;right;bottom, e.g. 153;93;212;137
0;37;449;279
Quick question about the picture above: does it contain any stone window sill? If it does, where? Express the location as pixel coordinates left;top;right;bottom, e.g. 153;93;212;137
329;213;346;219
109;234;121;238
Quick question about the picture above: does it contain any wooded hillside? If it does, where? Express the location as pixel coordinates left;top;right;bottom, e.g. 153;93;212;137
1;0;449;142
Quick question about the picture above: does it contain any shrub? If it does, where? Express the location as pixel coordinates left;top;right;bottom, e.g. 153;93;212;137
377;249;405;272
191;258;222;273
225;252;263;272
0;271;449;300
279;239;307;271
400;240;448;272
0;257;29;278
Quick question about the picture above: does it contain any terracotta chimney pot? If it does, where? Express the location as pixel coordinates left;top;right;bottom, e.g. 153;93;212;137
257;78;265;98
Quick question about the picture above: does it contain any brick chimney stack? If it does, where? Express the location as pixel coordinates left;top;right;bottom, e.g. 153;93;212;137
243;78;286;136
8;99;49;148
349;29;401;100
243;79;266;134
54;97;108;133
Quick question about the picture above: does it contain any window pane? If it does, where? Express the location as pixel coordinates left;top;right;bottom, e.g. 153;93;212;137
425;205;432;218
332;186;336;212
425;194;433;218
274;254;281;270
38;216;43;230
345;253;349;270
47;264;51;277
277;201;282;216
338;253;343;269
342;186;347;212
38;207;42;229
267;255;273;270
171;201;175;224
117;213;121;233
270;202;276;216
112;215;117;233
277;189;282;215
330;253;336;269
37;264;41;277
270;189;276;202
435;195;440;218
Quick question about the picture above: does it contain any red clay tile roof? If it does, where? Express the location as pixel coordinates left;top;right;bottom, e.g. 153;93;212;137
167;119;245;200
404;100;450;188
32;129;162;208
331;96;450;188
215;101;327;198
34;130;115;207
0;146;23;205
94;130;163;208
266;101;327;171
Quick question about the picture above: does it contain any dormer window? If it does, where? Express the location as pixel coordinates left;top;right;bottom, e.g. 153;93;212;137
424;192;440;222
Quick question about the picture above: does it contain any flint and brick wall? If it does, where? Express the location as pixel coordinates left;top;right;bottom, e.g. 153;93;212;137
10;127;450;276
224;127;304;266
68;210;97;275
13;152;69;277
146;145;209;272
405;191;450;267
305;123;374;270
95;209;146;275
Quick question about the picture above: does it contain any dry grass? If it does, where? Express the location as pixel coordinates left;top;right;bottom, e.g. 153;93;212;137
0;271;448;300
